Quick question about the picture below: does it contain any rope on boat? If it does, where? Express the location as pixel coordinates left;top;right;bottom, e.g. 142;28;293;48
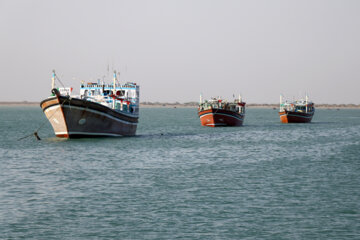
18;74;70;141
55;73;66;88
17;93;70;141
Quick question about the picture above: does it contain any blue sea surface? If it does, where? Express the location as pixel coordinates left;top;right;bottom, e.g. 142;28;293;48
0;106;359;239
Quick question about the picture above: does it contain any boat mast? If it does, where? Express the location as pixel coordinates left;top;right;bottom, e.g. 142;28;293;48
280;94;283;111
51;70;56;90
305;94;308;113
113;70;116;109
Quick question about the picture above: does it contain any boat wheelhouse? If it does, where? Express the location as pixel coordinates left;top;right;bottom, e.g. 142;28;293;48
79;81;139;114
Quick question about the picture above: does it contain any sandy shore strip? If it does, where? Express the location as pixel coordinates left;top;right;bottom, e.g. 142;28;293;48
0;102;40;106
1;102;359;109
141;103;360;109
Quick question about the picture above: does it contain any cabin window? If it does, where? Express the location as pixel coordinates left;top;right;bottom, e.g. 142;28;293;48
116;90;125;96
103;90;111;96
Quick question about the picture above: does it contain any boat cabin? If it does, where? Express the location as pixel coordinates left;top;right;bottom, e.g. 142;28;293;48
77;82;139;114
199;98;245;114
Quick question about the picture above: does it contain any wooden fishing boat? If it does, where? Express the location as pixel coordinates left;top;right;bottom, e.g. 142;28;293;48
278;95;315;123
198;95;246;127
40;71;139;138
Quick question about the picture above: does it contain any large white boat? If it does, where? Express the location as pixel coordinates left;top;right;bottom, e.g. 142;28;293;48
40;71;139;138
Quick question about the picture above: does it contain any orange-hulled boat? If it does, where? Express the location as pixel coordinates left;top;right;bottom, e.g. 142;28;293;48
198;95;246;127
279;95;315;123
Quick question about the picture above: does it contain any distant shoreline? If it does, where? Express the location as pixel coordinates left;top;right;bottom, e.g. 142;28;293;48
1;101;359;109
0;102;40;106
140;103;360;109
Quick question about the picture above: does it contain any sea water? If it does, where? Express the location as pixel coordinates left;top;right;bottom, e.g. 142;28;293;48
0;106;359;239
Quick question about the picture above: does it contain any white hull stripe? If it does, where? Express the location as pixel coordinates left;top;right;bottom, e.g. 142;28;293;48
280;113;313;119
200;112;244;121
55;131;125;137
206;123;227;126
45;105;138;125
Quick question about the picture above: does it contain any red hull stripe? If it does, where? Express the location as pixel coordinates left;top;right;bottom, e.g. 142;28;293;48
56;134;69;138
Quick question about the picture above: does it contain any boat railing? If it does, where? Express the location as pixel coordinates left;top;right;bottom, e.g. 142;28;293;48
199;101;245;113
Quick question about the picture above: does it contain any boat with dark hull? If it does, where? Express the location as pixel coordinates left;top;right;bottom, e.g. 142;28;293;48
198;95;246;127
278;95;315;123
40;71;139;138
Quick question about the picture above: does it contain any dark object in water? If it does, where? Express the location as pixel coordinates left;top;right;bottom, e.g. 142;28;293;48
34;132;41;140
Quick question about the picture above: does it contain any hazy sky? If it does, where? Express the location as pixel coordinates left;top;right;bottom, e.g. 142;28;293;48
1;0;360;104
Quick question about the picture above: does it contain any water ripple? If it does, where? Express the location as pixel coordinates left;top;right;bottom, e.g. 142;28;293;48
0;107;359;239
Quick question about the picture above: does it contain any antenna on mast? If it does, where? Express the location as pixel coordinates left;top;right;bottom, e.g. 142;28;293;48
51;70;56;89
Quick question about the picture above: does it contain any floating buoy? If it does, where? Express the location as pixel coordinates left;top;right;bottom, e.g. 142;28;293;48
34;132;41;140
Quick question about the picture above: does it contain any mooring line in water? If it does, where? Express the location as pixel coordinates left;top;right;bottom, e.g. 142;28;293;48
17;75;70;141
17;97;70;141
17;115;51;141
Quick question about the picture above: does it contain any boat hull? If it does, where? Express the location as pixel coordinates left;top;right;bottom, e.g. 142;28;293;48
40;96;138;138
198;109;244;127
279;110;314;123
